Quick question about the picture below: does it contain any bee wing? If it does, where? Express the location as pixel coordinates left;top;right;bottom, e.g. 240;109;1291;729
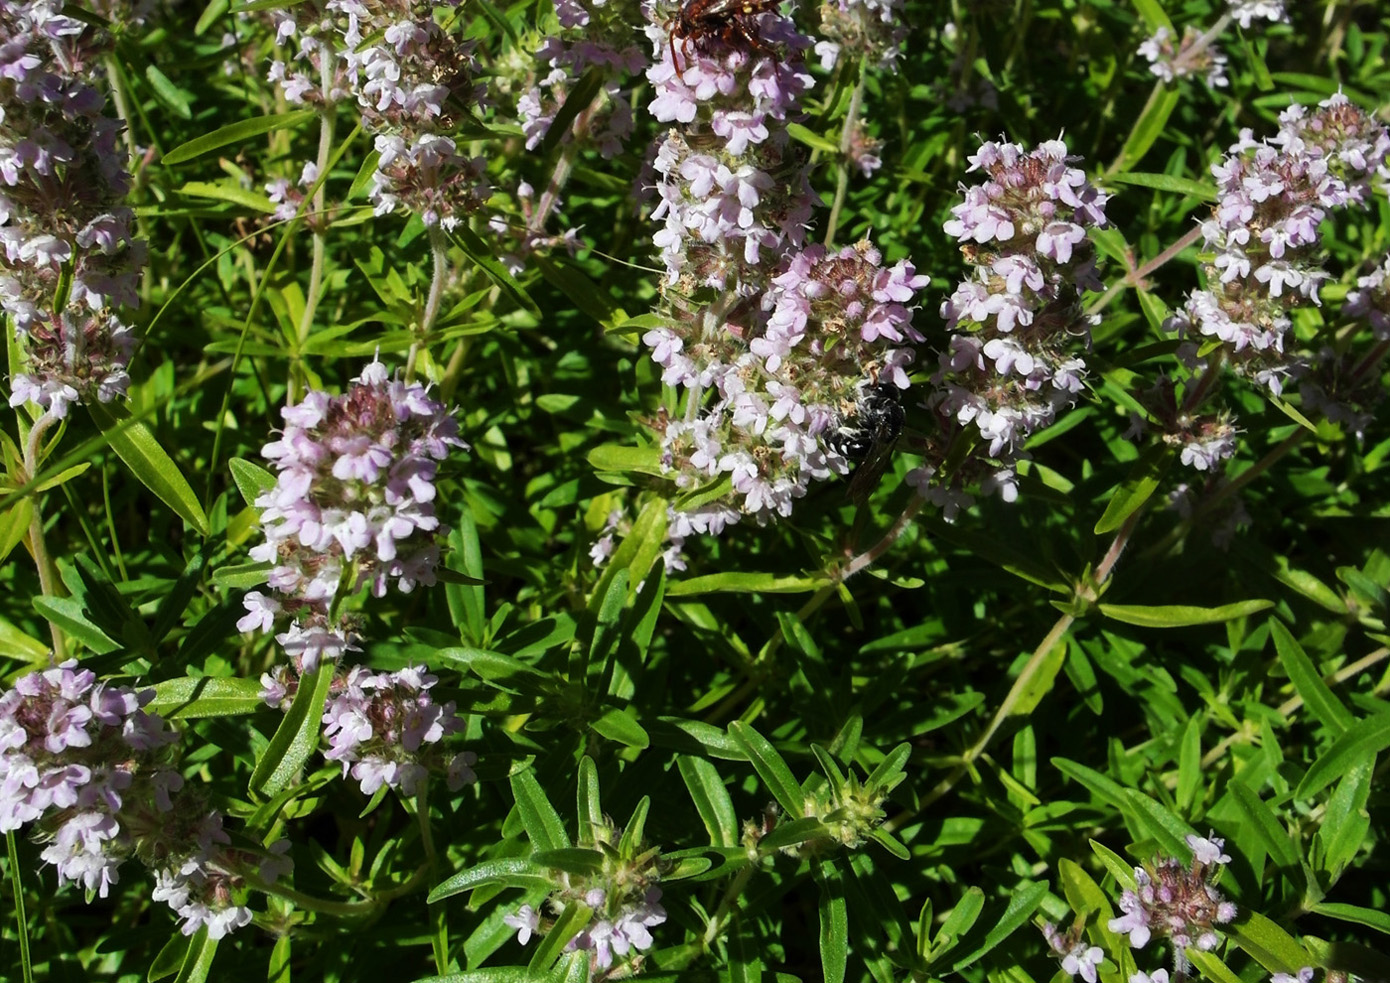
846;434;898;505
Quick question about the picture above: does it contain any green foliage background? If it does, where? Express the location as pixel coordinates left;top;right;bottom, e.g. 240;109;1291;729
2;1;1389;982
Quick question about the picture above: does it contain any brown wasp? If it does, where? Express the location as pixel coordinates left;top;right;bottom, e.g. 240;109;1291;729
666;0;783;74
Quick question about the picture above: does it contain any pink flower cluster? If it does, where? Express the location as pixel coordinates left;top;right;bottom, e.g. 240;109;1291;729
267;0;489;229
633;7;928;550
317;664;475;797
1109;833;1237;956
914;137;1108;513
238;359;465;671
518;0;645;159
0;662;279;939
507;886;667;972
1138;27;1229;88
652;242;925;525
0;0;145;417
1162;92;1390;468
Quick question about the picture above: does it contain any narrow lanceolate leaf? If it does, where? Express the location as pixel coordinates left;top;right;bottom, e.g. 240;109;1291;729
250;664;333;797
1229;911;1312;973
1312;902;1390;936
816;860;849;983
1112;85;1181;173
576;756;602;840
510;768;571;852
163;111;316;164
678;755;738;847
427;859;552;903
229;457;275;509
1269;620;1353;733
729;721;805;815
1094;444;1173;534
1098;598;1273;628
89;403;208;536
1227;782;1300;873
928;886;985;964
172;929;219;983
147;676;268;718
1295;713;1390;799
950;881;1048;971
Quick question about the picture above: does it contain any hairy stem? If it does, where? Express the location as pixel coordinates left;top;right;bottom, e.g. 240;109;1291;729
824;63;866;248
21;410;66;660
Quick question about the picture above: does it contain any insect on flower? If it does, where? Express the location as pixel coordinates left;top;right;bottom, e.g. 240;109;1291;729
829;383;906;504
666;0;783;75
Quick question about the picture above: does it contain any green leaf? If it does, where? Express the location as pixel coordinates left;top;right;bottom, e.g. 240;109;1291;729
1099;599;1274;628
576;756;602;841
1314;757;1372;884
147;676;268;718
1105;172;1216;201
145;65;192;119
510;768;571;852
678;756;738;847
1054;758;1131;811
528;900;592;973
759;816;828;853
538;68;606;158
1094;444;1173;534
162;112;315;164
928;886;985;964
951;881;1047;971
531;848;605;876
585;444;665;478
1295;713;1390;799
1227;782;1300;873
1089;839;1139;891
665;572;827;596
88;403;208;536
427;858;552;903
1128;0;1173;30
816;861;849;983
1176;716;1203;813
32;596;119;654
451;223;538;315
1269;620;1353;733
149;933;189;982
1111;85;1181;173
1125;790;1197;858
229;457;275;509
0;497;33;566
1230;912;1312;973
1312;902;1390;936
590;707;649;748
787;122;840;153
730;721;805;815
172;930;219;983
250;664;333;797
1186;949;1244;983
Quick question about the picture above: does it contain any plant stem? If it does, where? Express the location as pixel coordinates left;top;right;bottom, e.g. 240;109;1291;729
409;228;450;381
1086;224;1204;318
293;61;337;399
21;410;65;660
884;510;1143;831
824;63;866;248
701;860;757;949
1187;646;1390;777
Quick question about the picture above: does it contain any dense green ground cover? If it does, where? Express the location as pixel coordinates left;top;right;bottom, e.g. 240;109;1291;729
2;1;1389;981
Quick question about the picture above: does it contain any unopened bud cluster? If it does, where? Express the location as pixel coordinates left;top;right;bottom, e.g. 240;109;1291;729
813;0;906;72
267;0;490;229
1;0;145;417
238;359;464;671
262;662;476;797
505;817;667;975
914;137;1108;515
0;662;286;939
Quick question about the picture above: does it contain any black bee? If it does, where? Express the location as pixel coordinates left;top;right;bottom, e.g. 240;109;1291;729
827;383;905;503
